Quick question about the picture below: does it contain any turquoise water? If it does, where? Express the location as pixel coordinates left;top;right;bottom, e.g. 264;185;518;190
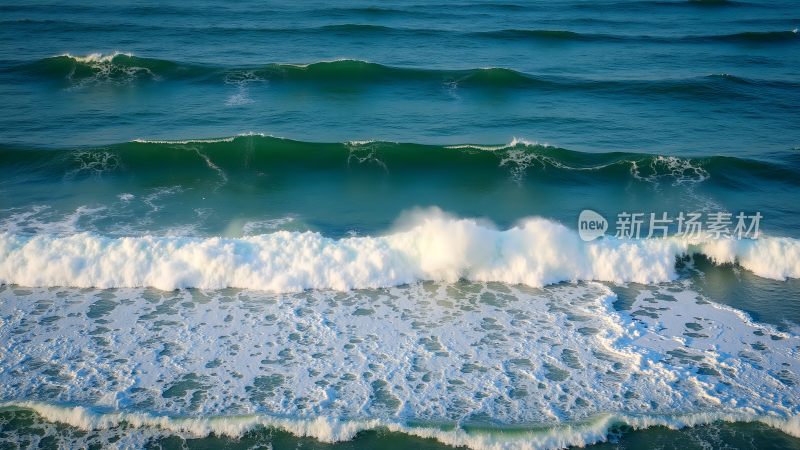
1;1;799;449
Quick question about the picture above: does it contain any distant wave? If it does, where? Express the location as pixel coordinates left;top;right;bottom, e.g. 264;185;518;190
473;28;603;41
313;6;419;17
573;0;764;10
10;54;799;98
1;209;798;291
713;30;800;43
5;20;796;43
2;401;799;450
475;28;799;44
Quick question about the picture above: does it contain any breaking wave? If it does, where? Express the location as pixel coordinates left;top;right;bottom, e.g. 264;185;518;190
0;210;798;291
1;402;798;450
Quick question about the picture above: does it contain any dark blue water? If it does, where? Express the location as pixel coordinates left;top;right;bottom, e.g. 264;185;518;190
1;0;799;152
1;1;799;449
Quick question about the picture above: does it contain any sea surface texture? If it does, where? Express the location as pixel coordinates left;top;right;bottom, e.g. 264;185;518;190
1;1;799;449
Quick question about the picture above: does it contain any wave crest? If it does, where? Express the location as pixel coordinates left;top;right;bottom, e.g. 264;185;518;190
0;210;797;292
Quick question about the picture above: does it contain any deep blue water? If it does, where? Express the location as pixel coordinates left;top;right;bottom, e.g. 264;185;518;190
1;0;799;152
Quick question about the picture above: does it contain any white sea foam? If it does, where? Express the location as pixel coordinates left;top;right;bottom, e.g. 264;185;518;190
59;51;133;63
65;149;121;178
132;136;237;144
1;279;798;448
345;140;389;171
285;58;369;69
224;70;265;106
0;209;797;291
700;236;800;280
225;89;255;106
446;137;549;151
629;155;710;186
446;138;622;184
0;205;107;235
132;132;268;145
447;139;714;190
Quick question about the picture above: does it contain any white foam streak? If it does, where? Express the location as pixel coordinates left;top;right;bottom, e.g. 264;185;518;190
59;51;133;63
132;137;236;144
0;210;797;291
132;132;268;145
446;137;549;151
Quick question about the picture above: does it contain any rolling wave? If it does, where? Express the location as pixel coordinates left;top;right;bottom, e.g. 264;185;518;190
2;402;799;450
2;135;798;187
9;54;799;98
12;54;544;87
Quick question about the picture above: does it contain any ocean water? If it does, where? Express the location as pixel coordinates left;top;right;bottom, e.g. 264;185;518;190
1;1;799;449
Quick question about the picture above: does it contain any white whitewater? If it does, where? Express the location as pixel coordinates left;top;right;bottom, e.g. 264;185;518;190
1;209;798;292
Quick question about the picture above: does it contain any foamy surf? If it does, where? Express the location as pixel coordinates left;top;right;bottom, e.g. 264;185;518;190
445;137;550;151
0;209;797;292
2;278;798;448
58;51;134;63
